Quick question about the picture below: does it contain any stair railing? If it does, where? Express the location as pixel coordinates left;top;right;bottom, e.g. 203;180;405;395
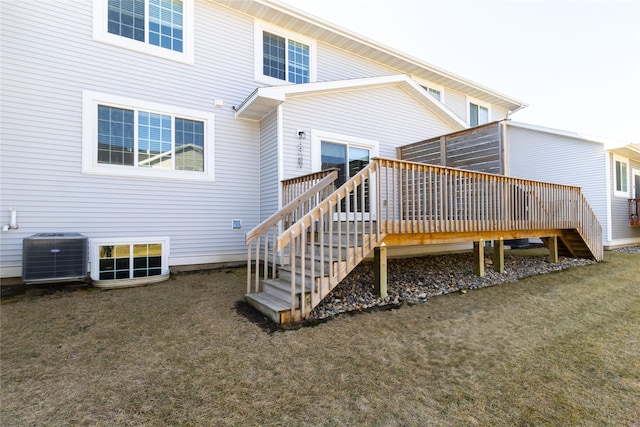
277;162;383;319
246;169;338;294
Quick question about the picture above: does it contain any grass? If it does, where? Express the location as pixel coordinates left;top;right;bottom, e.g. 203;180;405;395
2;249;639;426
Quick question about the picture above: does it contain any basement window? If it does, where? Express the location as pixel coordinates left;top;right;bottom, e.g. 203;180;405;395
89;237;170;287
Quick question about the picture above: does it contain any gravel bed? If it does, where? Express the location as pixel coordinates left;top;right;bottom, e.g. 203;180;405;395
310;251;596;320
609;245;640;254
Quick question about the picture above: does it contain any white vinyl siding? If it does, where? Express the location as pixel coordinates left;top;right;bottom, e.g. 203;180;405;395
443;89;467;121
280;85;455;180
506;125;609;243
260;110;280;221
0;1;260;276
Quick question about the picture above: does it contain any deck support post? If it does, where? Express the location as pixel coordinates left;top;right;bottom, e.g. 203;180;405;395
548;236;559;264
374;244;387;298
493;238;504;273
473;240;485;277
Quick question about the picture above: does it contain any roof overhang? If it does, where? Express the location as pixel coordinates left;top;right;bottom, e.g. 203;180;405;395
235;74;469;131
210;0;528;113
607;142;640;160
506;121;640;159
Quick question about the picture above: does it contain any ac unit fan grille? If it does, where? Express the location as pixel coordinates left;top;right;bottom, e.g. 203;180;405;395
22;233;88;283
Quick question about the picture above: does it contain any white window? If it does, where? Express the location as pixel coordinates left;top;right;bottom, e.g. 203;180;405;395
468;98;490;127
89;237;170;286
614;155;629;197
83;91;214;181
427;87;442;101
414;78;445;103
93;0;194;64
255;21;316;85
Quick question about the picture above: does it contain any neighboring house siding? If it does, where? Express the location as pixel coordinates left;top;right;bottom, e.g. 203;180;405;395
506;126;609;242
610;154;640;241
0;1;262;274
259;110;279;222
280;86;456;180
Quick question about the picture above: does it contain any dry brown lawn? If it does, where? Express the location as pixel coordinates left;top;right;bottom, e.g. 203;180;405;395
2;249;639;426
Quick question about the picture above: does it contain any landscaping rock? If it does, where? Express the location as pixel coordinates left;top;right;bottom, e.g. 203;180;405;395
309;252;596;320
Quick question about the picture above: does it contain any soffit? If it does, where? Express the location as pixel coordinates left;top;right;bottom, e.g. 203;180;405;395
608;144;640;160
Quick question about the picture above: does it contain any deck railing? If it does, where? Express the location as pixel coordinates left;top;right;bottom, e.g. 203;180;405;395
375;158;602;259
246;169;338;294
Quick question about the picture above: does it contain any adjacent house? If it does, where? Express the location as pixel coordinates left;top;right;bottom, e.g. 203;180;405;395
1;0;609;321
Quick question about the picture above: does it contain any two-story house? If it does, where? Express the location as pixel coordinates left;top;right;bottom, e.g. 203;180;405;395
1;0;605;322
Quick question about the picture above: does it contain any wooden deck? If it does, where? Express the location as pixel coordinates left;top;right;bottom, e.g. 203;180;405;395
246;158;603;324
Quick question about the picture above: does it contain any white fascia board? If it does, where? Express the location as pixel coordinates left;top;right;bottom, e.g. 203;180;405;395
505;121;610;146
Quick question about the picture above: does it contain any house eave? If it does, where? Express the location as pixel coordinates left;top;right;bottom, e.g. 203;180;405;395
607;143;640;160
235;74;468;130
210;0;528;113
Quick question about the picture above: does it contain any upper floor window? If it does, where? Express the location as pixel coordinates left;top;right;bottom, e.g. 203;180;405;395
83;91;214;181
414;78;444;103
255;21;316;85
469;101;489;126
94;0;194;64
614;155;629;197
427;87;441;101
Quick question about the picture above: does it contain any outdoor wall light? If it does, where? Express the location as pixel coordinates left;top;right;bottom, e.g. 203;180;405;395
297;130;306;140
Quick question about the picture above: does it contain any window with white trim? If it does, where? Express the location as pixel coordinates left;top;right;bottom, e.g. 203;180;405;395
614;155;629;197
89;237;170;284
255;22;316;85
469;101;489;126
83;91;214;181
421;87;441;101
93;0;194;63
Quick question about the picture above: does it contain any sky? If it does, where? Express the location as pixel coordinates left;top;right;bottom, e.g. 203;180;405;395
279;0;640;143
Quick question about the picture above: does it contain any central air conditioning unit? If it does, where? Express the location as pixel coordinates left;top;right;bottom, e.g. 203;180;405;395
22;233;88;283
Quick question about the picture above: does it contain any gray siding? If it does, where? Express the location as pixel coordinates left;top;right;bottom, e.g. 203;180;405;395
444;89;467;121
507;125;609;242
610;154;640;241
259;110;279;222
0;1;262;274
280;86;456;180
491;105;509;121
0;0;525;276
317;42;399;81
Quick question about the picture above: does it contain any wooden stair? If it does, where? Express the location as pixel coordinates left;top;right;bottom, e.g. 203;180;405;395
542;229;596;260
246;223;378;323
